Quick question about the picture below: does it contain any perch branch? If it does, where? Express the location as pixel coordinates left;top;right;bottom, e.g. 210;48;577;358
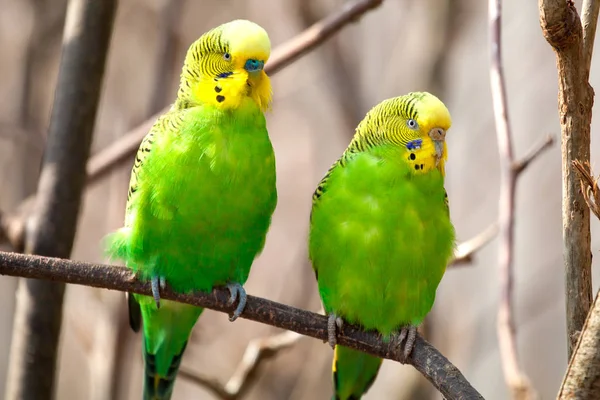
539;0;595;358
182;218;501;399
0;250;483;400
0;0;386;251
490;0;543;398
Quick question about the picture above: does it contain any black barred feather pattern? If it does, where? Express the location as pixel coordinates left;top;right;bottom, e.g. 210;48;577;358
312;92;427;205
143;340;188;400
125;111;186;218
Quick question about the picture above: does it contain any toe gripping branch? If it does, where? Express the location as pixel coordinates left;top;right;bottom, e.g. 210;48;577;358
226;282;247;322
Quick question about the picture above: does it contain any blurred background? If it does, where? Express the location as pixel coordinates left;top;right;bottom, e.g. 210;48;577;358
0;0;598;398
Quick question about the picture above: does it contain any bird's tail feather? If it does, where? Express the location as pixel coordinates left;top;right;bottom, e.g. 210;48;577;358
143;340;187;400
332;345;383;400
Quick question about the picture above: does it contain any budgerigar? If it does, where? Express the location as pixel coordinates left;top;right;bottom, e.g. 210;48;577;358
308;92;455;399
105;20;277;400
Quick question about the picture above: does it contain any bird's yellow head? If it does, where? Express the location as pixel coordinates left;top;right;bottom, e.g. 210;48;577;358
347;92;451;175
175;20;272;112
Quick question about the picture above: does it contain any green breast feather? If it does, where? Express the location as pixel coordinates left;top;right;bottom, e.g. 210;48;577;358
107;104;277;293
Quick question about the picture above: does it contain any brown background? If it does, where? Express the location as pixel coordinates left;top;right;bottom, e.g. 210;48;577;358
0;0;598;398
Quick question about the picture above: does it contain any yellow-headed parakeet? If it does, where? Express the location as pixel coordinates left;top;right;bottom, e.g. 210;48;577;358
309;92;455;399
105;20;276;400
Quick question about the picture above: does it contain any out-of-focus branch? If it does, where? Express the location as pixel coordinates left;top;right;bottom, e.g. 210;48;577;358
539;0;595;358
180;330;303;400
559;162;600;398
450;223;498;266
147;0;184;115
581;0;600;72
0;0;386;251
490;0;543;398
4;1;118;399
0;250;484;400
267;0;383;75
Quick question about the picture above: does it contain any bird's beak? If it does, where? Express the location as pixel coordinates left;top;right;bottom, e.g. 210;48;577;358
429;128;446;165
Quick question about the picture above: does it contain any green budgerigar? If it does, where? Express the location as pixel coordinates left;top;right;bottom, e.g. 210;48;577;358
309;92;455;399
105;20;276;400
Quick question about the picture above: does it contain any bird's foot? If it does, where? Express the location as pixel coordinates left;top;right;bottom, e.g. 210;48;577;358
226;283;247;322
327;314;344;349
151;276;167;309
393;325;417;363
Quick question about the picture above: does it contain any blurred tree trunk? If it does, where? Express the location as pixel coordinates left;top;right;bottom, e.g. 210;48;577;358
5;1;117;398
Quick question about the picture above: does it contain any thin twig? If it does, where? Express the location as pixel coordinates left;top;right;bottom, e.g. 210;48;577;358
267;0;383;75
489;0;536;398
450;222;499;266
0;250;483;400
147;0;184;115
512;135;554;175
0;0;386;250
180;330;303;400
581;0;600;71
539;0;594;358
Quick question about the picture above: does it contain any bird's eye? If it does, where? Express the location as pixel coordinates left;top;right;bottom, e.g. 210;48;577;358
223;52;231;61
407;119;418;129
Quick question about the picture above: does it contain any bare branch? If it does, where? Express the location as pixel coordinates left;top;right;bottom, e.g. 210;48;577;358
558;288;600;398
267;0;383;75
147;0;184;115
559;162;600;398
539;0;594;358
5;0;117;398
581;0;600;71
513;135;554;175
180;330;303;400
0;250;483;400
450;223;499;266
489;0;536;398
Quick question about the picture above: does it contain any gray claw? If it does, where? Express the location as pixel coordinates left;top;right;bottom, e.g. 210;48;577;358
327;314;344;349
395;325;417;363
151;276;162;309
226;283;247;322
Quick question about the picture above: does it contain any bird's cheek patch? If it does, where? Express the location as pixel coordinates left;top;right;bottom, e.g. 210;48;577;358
406;139;422;151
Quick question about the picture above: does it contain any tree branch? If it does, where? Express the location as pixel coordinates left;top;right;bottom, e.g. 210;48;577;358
581;0;600;71
559;162;600;398
558;288;600;399
267;0;383;75
0;0;386;251
179;330;303;400
4;1;117;399
179;219;499;399
450;223;498;266
490;0;541;398
539;0;595;358
0;250;483;400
